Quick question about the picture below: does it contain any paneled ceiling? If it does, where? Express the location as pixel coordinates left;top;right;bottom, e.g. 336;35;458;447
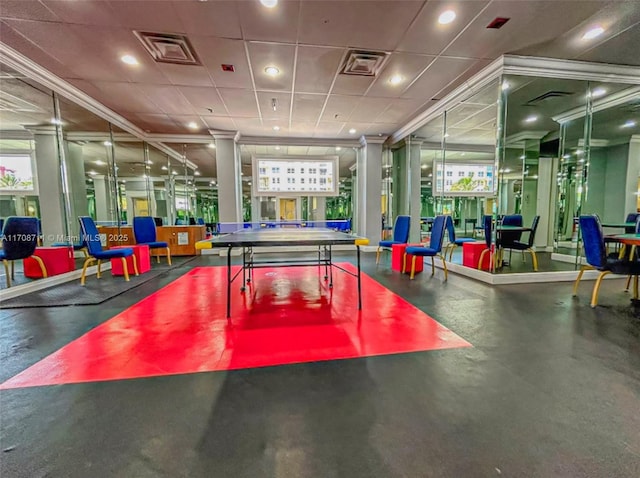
1;0;639;144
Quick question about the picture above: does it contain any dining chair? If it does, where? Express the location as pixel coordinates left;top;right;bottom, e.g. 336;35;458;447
376;215;410;264
0;217;47;288
403;215;448;280
573;214;640;307
79;216;138;285
502;216;540;271
444;215;476;261
133;216;172;265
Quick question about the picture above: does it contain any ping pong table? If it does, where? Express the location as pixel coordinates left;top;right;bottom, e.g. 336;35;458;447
196;228;369;318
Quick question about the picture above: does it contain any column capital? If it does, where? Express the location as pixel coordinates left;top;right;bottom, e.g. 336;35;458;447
23;124;58;136
210;129;240;142
404;136;425;147
359;135;387;146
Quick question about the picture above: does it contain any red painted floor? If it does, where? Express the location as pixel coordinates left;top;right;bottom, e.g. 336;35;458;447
0;264;471;389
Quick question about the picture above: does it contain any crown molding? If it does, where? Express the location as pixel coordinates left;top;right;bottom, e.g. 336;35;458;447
0;129;34;140
505;131;550;145
146;133;213;144
236;135;361;148
359;135;387;146
553;86;640;123
419;141;495;153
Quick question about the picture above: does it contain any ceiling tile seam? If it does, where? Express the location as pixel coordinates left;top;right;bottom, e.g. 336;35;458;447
446;105;494;129
576;19;640;60
242;40;263;128
0;20;71;73
400;0;494;96
288;3;304;132
313;48;350;131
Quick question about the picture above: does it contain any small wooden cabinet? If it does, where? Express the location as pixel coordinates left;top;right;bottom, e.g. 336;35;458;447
156;226;206;256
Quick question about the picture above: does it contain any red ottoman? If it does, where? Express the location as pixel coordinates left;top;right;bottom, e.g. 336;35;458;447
462;241;491;271
109;244;151;276
391;243;424;275
24;246;75;278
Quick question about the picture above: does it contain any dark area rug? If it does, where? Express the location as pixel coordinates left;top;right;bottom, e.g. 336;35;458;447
0;257;196;309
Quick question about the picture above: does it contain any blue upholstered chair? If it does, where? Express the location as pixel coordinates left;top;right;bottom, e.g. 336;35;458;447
133;216;171;265
403;215;448;280
79;216;138;285
573;215;640;307
444;215;476;261
478;214;494;270
376;215;410;264
0;217;47;288
501;216;540;271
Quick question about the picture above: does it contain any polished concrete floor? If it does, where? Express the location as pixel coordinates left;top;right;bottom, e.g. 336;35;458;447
1;253;640;477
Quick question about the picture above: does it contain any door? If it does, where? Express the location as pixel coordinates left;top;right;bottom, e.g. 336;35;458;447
133;198;149;217
279;198;296;220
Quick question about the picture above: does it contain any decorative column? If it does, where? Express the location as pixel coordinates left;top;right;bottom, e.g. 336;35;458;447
92;174;113;222
213;131;242;223
65;141;89;234
356;135;384;244
407;137;423;242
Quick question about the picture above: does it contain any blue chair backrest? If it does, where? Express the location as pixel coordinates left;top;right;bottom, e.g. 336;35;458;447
393;215;410;243
483;215;492;247
79;216;104;257
625;213;639;233
196;218;205;225
526;216;541;247
579;215;605;268
133;216;157;244
500;214;523;245
636;215;640;234
445;215;456;242
1;216;39;260
429;215;447;252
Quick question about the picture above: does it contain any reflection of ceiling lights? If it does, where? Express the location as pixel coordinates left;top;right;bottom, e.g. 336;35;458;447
622;120;637;128
95;160;105;166
273;125;280;131
582;25;604;40
348;128;356;134
195;171;201;176
88;171;97;175
248;182;252;185
591;87;606;98
275;146;281;150
264;66;280;77
146;160;152;165
121;54;138;65
103;141;112;146
336;146;342;151
172;170;178;175
501;81;510;91
161;166;168;170
524;115;538;123
260;0;277;8
444;133;450;138
519;155;525;160
50;118;62;125
389;75;403;85
438;10;456;25
208;142;215;149
421;165;427;169
187;122;198;129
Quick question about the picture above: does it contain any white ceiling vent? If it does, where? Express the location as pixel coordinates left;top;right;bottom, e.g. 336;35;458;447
340;50;389;77
134;31;201;65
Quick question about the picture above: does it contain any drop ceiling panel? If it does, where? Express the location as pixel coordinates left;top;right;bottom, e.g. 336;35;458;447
287;146;311;155
365;123;397;136
217;88;259;117
41;0;121;26
106;0;184;32
233;118;264;134
314;122;346;138
348;97;392;123
366;53;436;98
401;57;475;99
0;0;60;22
191;37;252;89
177;86;227;116
295;46;344;95
398;0;490;55
133;113;186;134
135;85;197;115
578;23;640;67
172;0;241;38
248;42;295;92
320;95;360;123
256;92;291;121
379;98;425;124
237;0;300;43
292;94;327;122
88;81;158;114
288;122;320;137
156;64;213;87
331;73;376;96
201;116;237;131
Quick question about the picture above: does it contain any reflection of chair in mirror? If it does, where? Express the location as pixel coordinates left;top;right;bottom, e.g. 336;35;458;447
573;215;640;308
376;215;410;265
502;216;540;271
403;214;448;280
0;216;48;288
478;215;494;270
444;215;475;261
79;216;138;285
133;216;171;265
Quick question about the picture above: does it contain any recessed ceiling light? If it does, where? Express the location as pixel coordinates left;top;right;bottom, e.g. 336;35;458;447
187;122;198;129
389;75;403;85
591;87;606;98
172;170;178;175
248;181;252;185
95;160;105;166
195;171;201;176
444;133;450;138
336;146;342;151
524;115;538;123
50;118;62;125
161;166;168;170
505;168;511;173
421;165;427;169
264;66;280;77
260;0;277;7
622;120;637;128
88;171;97;175
438;10;456;25
348;128;356;134
121;180;126;183
146;160;153;165
519;155;525;160
582;25;605;40
428;173;433;177
208;142;216;149
121;54;138;65
275;146;281;150
103;141;112;147
273;125;280;131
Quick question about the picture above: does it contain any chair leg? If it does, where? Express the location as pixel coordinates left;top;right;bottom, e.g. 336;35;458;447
121;257;130;281
132;255;139;276
590;270;611;308
80;258;95;286
634;275;639;300
448;244;456;261
478;249;489;270
573;265;592;296
376;246;381;265
402;253;407;274
81;248;89;258
156;252;160;264
626;275;632;291
430;256;435;276
96;260;102;279
3;260;12;288
31;255;48;278
11;259;15;280
438;254;448;281
528;249;538;272
166;247;172;266
410;255;418;280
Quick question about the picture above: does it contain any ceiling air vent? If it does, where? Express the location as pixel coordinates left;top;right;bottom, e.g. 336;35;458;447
340;50;389;77
525;91;573;106
134;31;201;65
487;17;510;29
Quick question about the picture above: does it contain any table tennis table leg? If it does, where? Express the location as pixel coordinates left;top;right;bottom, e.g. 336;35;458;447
226;245;232;319
357;245;362;310
323;245;329;280
241;246;246;292
328;245;333;288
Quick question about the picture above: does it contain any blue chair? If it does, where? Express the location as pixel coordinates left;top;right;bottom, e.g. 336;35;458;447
376;215;410;264
403;215;448;280
196;218;205;225
573;214;640;307
0;217;47;288
133;216;171;265
501;216;540;271
79;216;138;285
444;215;476;260
478;215;494;270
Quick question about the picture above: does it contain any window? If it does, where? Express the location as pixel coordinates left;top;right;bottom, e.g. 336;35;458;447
319;168;327;175
300;168;304;174
300;178;305;184
446;171;453;177
478;171;484;178
458;171;464;177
